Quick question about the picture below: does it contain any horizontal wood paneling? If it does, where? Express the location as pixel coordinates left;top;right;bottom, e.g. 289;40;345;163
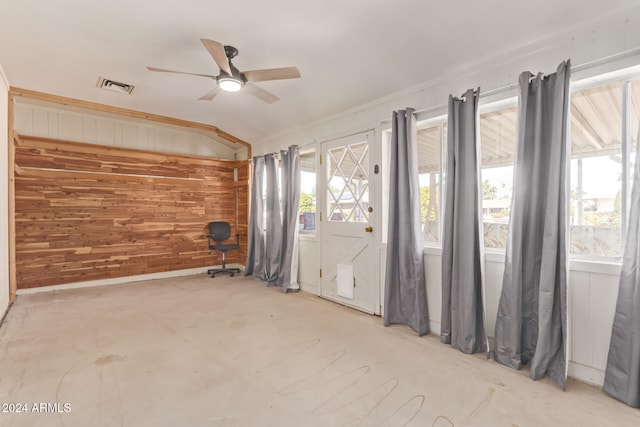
14;135;249;289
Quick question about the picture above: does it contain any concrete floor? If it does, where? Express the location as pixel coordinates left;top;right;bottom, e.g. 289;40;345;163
0;275;638;426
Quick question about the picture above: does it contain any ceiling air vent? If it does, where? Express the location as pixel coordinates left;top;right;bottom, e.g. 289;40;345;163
97;77;134;95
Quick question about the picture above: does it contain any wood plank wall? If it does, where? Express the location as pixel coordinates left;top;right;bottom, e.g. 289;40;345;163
13;134;249;289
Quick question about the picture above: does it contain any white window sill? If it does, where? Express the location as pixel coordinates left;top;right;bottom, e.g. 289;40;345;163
420;246;622;275
298;233;318;242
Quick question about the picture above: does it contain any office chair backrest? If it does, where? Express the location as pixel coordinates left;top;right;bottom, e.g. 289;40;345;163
209;221;231;243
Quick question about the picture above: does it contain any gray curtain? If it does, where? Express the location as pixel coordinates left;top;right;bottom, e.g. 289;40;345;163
245;146;301;292
494;60;570;389
245;156;266;280
264;153;282;284
277;145;301;292
603;126;640;407
441;88;489;354
384;108;430;336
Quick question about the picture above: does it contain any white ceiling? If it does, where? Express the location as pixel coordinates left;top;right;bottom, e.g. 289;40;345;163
2;0;640;145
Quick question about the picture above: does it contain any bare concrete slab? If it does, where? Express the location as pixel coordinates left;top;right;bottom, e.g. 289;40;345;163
0;275;638;426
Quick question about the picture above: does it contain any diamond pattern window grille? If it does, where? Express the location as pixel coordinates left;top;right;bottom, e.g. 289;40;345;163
327;141;369;222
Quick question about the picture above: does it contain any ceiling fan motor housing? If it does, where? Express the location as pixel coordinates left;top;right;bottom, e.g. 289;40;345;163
217;47;245;92
224;45;238;59
218;46;246;83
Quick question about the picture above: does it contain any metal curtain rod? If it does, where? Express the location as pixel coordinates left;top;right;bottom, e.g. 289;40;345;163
407;46;640;119
254;144;300;160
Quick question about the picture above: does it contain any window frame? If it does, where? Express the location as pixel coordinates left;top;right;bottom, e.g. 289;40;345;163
381;115;447;247
417;117;447;248
568;75;640;261
298;147;318;237
380;68;640;262
478;97;518;253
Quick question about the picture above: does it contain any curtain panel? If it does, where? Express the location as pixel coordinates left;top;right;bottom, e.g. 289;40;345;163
441;88;489;354
384;108;430;336
264;153;282;284
277;146;301;292
244;146;301;292
603;122;640;408
494;60;571;389
245;156;266;280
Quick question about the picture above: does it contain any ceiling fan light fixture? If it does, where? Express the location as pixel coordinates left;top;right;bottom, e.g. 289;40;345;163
147;38;299;103
218;75;243;92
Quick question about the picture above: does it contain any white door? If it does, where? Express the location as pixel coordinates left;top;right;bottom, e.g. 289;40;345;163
320;131;378;314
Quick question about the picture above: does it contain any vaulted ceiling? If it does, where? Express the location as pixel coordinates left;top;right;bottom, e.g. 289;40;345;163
2;1;640;145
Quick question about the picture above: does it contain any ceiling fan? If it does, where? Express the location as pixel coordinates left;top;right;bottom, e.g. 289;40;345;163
147;38;300;104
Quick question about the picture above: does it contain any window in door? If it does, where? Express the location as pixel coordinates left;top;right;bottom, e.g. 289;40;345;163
326;140;370;223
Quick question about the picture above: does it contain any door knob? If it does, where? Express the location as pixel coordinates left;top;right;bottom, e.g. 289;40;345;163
365;226;373;233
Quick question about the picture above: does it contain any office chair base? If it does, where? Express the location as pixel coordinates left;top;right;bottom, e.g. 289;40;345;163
207;260;241;278
208;268;241;278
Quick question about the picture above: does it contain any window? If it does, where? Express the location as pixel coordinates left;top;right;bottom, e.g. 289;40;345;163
631;81;640;153
630;80;640;221
414;107;517;250
391;71;640;259
417;122;445;243
383;122;446;245
326;140;369;223
480;105;517;249
570;81;624;258
299;150;316;233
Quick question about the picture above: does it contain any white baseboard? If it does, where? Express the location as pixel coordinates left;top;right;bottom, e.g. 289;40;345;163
16;264;244;295
0;303;11;328
435;332;604;387
568;361;605;387
299;281;319;295
429;320;441;336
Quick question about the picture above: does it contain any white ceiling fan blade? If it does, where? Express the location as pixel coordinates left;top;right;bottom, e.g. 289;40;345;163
200;38;232;75
198;87;221;101
146;66;216;79
243;67;301;82
243;83;279;104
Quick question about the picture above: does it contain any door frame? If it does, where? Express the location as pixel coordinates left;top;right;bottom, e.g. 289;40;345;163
318;129;381;315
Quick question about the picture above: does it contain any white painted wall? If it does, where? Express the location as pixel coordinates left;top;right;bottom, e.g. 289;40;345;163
0;64;10;321
298;235;320;295
288;11;640;387
13;102;244;160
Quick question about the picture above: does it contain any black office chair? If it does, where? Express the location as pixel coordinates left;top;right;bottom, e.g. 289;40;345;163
206;221;241;278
